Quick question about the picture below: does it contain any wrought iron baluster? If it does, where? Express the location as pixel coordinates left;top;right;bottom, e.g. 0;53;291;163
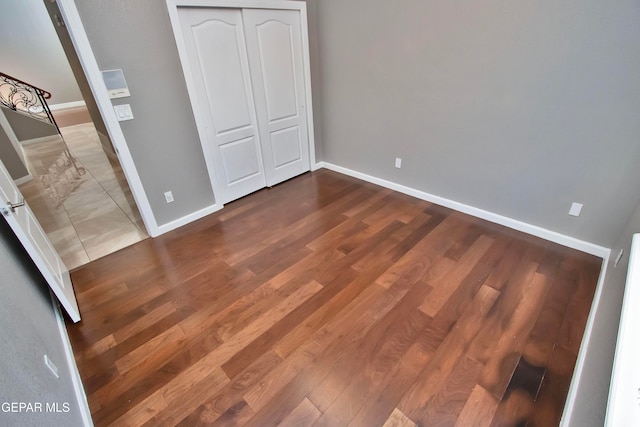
0;72;61;135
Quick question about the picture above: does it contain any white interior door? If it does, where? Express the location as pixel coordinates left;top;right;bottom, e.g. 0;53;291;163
178;7;267;204
243;9;310;186
0;158;81;322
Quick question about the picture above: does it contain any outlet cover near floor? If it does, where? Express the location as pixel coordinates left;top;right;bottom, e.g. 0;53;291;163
569;202;583;217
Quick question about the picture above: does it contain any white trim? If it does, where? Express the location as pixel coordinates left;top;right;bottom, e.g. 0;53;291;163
56;0;159;237
604;234;640;426
561;254;610;427
299;3;316;168
51;294;93;426
19;135;62;146
318;161;611;258
155;203;223;235
165;0;316;203
172;0;305;9
49;100;87;111
14;174;33;185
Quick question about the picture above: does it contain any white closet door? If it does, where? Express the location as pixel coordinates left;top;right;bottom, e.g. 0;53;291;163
242;9;310;186
178;8;266;204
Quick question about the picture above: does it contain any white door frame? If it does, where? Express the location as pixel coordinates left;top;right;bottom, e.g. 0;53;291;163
56;0;160;236
166;0;317;207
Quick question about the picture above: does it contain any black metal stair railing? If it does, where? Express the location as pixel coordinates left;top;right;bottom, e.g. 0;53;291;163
0;72;84;199
0;71;61;134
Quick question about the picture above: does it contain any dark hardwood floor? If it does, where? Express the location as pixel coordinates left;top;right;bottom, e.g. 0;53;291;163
66;169;602;426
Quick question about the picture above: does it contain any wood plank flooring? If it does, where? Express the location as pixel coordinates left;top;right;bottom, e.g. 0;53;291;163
66;169;602;426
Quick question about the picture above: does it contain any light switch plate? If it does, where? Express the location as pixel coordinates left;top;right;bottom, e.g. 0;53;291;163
113;104;134;121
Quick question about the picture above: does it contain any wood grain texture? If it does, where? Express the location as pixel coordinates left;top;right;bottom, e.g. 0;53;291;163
66;169;601;426
382;408;417;427
455;385;499;427
278;398;322;427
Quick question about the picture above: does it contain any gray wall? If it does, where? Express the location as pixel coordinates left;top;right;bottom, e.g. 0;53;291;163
2;107;59;142
0;219;85;426
0;0;82;105
0;121;29;181
568;201;640;426
314;0;640;248
43;0;114;157
75;0;216;226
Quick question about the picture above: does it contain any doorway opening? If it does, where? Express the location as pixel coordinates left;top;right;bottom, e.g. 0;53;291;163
18;121;148;270
1;0;148;270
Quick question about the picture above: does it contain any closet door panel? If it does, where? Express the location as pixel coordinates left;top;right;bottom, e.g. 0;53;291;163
271;126;301;168
178;8;266;203
243;9;310;186
256;21;298;122
193;19;252;133
219;136;262;184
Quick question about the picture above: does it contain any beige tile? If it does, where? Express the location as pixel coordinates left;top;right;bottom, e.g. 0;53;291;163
51;176;92;203
47;224;81;247
72;205;138;242
87;167;120;183
18;122;147;269
83;225;147;261
47;226;90;271
22;139;71;176
134;219;148;236
24;190;63;213
26;200;71;235
33;212;73;236
109;190;143;223
61;251;91;271
101;177;131;195
63;186;113;214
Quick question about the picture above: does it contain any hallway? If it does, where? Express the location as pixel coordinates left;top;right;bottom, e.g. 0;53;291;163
19;122;147;270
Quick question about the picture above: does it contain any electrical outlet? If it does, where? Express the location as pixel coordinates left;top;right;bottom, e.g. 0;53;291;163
164;191;174;204
44;355;59;379
568;202;583;217
395;158;402;168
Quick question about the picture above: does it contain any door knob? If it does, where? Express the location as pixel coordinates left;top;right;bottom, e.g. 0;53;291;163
7;198;25;213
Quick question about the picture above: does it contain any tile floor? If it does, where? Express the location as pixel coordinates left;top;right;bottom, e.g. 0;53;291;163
19;123;148;270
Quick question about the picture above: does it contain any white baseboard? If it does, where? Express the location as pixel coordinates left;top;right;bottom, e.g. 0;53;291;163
49;101;87;111
152;203;223;237
20;135;62;146
317;161;610;259
561;255;610;427
51;294;94;426
14;174;33;185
